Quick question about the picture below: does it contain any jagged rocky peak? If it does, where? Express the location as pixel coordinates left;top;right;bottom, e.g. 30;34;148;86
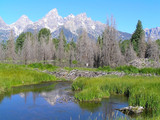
0;17;5;24
64;14;75;20
0;16;10;30
42;8;63;23
0;17;7;26
145;27;160;41
76;13;87;20
68;14;75;18
10;15;33;35
14;15;33;24
77;13;87;17
46;8;59;17
0;8;133;41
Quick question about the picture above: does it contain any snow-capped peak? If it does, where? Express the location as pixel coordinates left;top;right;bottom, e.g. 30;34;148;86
20;15;29;19
0;8;132;41
68;14;75;18
14;15;33;24
64;14;75;21
0;17;6;25
77;13;87;18
10;15;33;35
0;16;10;29
46;8;59;17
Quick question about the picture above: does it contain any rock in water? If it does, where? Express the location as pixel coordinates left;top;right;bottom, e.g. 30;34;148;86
116;106;144;115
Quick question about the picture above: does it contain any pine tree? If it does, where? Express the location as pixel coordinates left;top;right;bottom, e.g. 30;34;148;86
131;20;144;53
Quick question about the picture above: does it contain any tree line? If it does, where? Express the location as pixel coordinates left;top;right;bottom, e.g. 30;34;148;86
0;18;159;67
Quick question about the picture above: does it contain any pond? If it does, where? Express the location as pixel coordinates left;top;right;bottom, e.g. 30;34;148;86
0;81;141;120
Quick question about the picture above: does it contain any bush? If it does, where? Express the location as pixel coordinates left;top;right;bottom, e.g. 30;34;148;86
139;68;160;75
115;65;139;74
97;66;113;72
72;60;78;65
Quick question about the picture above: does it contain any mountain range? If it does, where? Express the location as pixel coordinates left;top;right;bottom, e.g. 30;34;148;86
0;8;159;42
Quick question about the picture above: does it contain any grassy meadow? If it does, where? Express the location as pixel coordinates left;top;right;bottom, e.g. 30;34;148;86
0;63;58;94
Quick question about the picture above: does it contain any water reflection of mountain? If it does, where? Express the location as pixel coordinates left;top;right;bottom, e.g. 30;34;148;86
18;82;72;106
40;82;72;105
41;88;67;106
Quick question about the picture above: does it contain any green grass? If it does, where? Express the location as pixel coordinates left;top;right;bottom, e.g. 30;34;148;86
72;76;160;114
28;63;59;71
0;63;58;94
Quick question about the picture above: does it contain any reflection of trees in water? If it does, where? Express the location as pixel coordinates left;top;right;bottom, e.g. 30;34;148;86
77;95;129;120
0;82;57;104
102;95;128;119
102;98;115;120
0;95;4;104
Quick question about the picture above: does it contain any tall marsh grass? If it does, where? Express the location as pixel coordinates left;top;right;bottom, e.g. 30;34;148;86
72;76;160;114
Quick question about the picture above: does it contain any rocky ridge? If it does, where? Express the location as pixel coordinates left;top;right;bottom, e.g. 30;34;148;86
0;8;131;41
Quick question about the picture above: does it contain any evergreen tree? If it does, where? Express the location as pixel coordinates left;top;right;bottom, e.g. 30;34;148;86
119;40;130;55
131;20;144;53
15;32;33;52
38;28;51;42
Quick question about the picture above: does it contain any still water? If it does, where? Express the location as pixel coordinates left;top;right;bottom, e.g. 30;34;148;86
0;82;132;120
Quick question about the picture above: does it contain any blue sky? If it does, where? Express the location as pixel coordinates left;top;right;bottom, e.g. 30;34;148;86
0;0;159;33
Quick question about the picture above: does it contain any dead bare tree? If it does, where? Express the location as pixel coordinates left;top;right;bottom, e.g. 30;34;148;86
6;30;16;61
21;33;32;64
0;44;5;61
76;30;94;67
101;17;124;67
57;30;65;66
146;36;159;62
138;32;146;58
125;42;137;63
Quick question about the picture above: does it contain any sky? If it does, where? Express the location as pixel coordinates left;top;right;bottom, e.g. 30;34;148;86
0;0;159;33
